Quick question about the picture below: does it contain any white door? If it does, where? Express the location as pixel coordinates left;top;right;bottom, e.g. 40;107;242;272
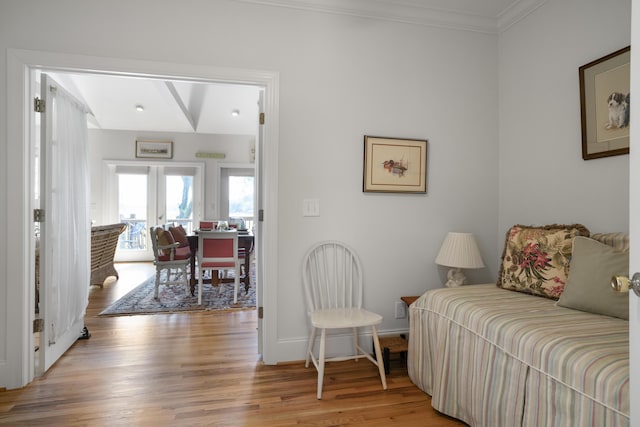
37;74;91;374
629;2;639;423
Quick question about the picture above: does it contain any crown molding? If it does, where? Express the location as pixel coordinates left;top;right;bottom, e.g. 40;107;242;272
497;0;547;32
234;0;547;34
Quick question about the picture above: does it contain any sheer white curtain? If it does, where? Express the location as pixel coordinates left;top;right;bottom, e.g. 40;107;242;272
44;84;90;341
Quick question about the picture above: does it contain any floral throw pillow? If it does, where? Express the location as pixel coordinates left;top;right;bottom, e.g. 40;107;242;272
497;224;590;299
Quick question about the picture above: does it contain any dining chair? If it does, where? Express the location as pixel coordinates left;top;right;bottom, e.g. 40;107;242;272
302;240;387;399
150;226;192;299
197;230;241;305
199;220;217;230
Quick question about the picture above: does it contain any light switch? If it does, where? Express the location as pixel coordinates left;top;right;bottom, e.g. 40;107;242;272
303;199;320;217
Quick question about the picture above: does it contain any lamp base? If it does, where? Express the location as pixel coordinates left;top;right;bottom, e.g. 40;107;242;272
444;268;467;287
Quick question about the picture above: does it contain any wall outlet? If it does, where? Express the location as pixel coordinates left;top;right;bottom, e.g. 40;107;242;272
394;301;406;319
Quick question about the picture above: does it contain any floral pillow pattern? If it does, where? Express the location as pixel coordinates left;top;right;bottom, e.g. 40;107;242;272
497;224;590;299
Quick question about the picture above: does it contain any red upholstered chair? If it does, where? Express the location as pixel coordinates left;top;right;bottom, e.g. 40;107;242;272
150;226;192;299
197;230;240;305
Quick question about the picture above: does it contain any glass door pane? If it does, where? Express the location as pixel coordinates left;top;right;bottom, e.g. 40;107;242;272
165;175;194;233
229;175;254;231
118;173;148;253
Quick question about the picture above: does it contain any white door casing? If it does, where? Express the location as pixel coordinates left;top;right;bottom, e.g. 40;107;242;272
4;48;279;389
256;89;265;354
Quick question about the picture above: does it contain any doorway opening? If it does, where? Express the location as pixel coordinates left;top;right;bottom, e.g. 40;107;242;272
22;61;275;380
6;49;280;389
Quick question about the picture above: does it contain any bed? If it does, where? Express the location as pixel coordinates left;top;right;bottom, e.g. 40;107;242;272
408;225;630;426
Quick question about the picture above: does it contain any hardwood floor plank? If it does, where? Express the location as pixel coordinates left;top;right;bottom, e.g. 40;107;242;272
0;263;466;426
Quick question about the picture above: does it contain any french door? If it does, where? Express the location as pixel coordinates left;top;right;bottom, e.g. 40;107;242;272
36;73;91;374
105;162;204;262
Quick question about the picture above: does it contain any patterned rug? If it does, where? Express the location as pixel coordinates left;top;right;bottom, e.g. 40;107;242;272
99;273;256;316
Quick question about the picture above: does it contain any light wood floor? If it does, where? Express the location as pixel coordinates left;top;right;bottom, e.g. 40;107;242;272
0;263;466;426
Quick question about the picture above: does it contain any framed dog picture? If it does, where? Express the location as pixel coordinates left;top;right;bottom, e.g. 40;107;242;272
363;136;428;193
579;46;630;160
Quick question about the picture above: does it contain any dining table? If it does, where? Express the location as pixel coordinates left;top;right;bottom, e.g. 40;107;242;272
187;231;254;295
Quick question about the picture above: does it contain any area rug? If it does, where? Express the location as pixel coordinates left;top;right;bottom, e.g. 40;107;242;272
99;274;256;316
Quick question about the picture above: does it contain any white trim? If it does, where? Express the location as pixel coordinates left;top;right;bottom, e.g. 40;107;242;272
497;0;548;32
233;0;547;34
280;327;410;360
4;49;33;389
4;48;280;388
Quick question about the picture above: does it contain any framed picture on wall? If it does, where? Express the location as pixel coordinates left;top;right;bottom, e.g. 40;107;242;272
363;136;428;193
135;140;173;159
579;46;630;160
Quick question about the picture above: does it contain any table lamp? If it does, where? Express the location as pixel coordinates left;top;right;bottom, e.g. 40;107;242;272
435;232;485;287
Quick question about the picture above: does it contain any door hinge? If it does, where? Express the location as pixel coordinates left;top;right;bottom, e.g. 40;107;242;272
258;306;264;319
34;97;45;113
258;209;264;222
259;112;265;125
33;209;45;222
33;318;44;333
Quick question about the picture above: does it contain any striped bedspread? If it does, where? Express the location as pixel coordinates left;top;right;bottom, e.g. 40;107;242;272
408;284;629;427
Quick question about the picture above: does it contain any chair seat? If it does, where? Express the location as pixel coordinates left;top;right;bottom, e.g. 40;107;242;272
157;246;192;261
310;308;383;329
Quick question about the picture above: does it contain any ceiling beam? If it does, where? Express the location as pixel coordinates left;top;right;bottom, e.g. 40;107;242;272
165;81;197;132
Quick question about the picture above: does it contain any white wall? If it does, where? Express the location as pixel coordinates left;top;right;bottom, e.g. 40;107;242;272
87;129;254;224
499;0;631;241
8;0;632;387
0;0;499;380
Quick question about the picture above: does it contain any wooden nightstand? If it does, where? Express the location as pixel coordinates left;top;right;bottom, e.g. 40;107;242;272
401;296;419;307
378;335;408;374
376;296;420;374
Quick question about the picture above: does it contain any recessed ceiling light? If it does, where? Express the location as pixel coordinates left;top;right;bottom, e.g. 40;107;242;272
135;105;144;112
231;109;240;117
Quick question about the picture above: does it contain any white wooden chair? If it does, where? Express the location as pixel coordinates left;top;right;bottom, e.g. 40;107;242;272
302;240;387;399
197;230;240;305
150;226;192;299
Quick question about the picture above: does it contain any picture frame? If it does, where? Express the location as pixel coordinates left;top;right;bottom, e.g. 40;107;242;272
135;140;173;159
363;136;428;193
579;46;630;160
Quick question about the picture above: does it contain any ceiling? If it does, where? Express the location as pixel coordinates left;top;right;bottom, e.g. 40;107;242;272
45;0;541;137
47;71;262;136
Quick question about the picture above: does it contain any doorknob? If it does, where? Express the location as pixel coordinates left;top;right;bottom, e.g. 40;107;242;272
611;273;640;296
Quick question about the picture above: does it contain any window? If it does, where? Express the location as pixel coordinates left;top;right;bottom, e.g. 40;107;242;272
229;175;254;218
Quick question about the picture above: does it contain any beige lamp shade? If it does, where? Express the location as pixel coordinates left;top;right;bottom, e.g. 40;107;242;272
435;232;484;287
435;232;485;268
